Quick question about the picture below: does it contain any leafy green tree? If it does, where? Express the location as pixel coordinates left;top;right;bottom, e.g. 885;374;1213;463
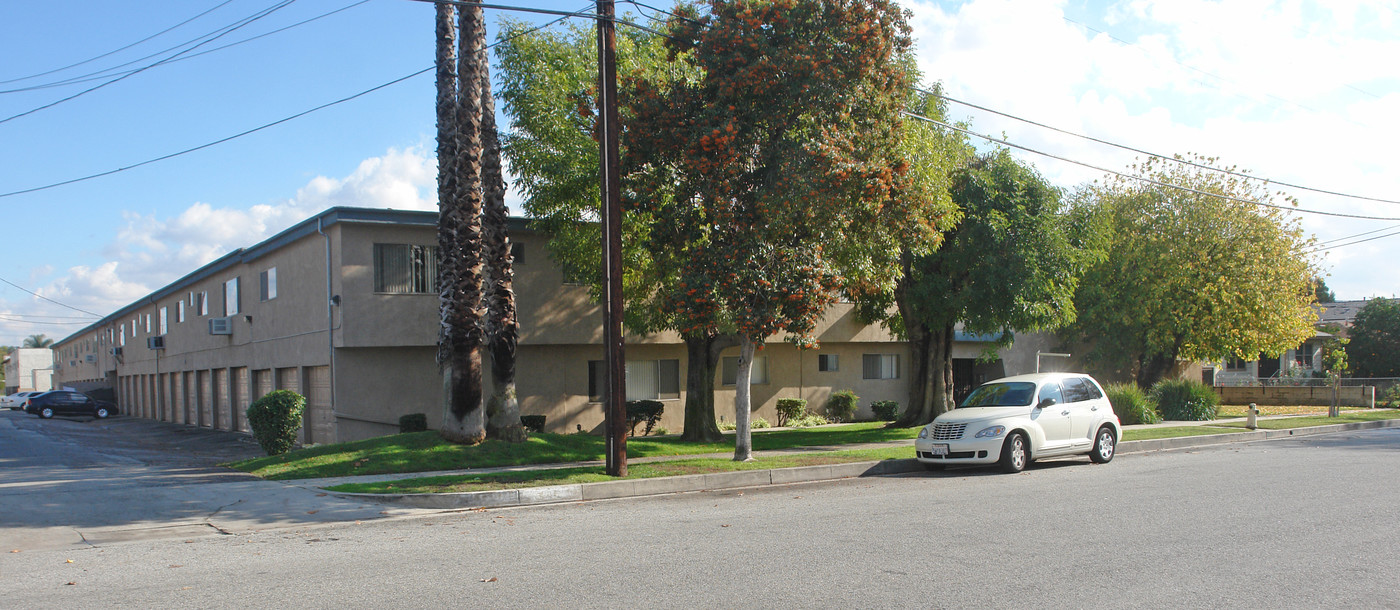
1313;277;1336;303
1069;154;1319;387
632;0;929;458
1347;297;1400;378
888;149;1090;426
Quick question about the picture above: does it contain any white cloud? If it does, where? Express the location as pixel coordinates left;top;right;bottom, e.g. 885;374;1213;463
9;147;438;341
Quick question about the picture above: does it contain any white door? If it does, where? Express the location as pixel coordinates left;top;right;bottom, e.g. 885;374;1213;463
1033;381;1073;449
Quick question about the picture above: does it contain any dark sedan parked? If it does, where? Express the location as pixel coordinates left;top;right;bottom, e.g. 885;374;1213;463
24;391;117;420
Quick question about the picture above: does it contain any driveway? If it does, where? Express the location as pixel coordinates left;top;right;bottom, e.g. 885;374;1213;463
0;410;422;551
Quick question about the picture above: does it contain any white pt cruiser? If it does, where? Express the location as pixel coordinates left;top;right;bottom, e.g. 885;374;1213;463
915;373;1122;473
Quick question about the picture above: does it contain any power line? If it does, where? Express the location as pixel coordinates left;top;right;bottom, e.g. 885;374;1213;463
1313;224;1400;247
0;276;103;318
0;0;297;126
0;0;237;85
1;0;372;95
0;6;591;200
1307;228;1400;254
924;88;1400;206
0;315;93;326
902;110;1400;222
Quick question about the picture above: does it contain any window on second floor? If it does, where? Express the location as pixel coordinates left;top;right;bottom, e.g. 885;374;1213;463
225;277;241;316
260;267;278;301
374;244;438;294
159;307;168;335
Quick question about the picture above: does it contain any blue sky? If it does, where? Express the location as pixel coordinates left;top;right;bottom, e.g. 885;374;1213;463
1;0;1397;346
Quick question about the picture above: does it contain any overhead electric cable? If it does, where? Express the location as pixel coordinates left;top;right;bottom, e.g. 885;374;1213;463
0;276;103;317
1307;228;1400;254
922;88;1400;206
0;7;591;200
1312;224;1400;247
0;0;237;85
0;0;298;126
1;0;372;95
902;110;1400;222
0;315;92;326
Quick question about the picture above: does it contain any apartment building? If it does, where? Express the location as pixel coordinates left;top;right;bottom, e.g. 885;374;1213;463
53;206;1015;443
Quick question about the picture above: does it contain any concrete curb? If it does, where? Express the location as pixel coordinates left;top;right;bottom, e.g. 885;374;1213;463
325;418;1400;510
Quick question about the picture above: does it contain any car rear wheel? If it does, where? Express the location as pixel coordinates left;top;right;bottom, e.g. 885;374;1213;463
1090;427;1116;463
95;406;111;419
40;407;55;419
999;432;1028;473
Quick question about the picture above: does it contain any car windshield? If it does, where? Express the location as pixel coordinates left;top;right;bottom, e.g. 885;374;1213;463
958;382;1037;407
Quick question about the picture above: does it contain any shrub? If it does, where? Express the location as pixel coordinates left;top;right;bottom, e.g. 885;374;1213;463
246;390;306;456
775;398;807;427
1149;379;1220;421
1105;383;1161;425
1378;385;1400;408
825;390;859;423
718;417;770;431
787;414;830;428
398;413;428;433
651;426;669;436
626;400;665;436
520;415;546;433
870;400;900;422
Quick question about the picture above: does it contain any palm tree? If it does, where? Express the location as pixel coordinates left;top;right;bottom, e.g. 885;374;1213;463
435;0;488;444
480;43;525;442
23;334;53;348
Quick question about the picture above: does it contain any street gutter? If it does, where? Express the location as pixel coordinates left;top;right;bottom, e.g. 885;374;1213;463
324;418;1400;510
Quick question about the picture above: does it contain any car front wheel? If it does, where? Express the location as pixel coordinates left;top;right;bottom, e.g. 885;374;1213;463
999;432;1028;473
1090;427;1116;464
95;407;111;419
39;407;55;419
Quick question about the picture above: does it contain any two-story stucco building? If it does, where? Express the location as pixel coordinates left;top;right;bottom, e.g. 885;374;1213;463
52;206;1025;444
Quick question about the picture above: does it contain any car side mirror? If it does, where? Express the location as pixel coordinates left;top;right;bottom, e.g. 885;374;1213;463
1036;398;1057;409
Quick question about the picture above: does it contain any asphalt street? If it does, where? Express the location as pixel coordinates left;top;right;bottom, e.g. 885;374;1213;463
1;412;1397;608
0;410;422;551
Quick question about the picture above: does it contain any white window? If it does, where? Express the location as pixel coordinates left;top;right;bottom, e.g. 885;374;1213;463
224;277;241;316
818;354;838;372
587;359;681;402
721;355;769;386
198;291;209;316
260;267;277;301
862;354;900;380
119;325;125;346
144;314;151;333
374;244;437;293
159;307;168;335
177;300;185;323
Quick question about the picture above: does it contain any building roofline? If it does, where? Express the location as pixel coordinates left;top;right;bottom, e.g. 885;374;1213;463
54;206;532;347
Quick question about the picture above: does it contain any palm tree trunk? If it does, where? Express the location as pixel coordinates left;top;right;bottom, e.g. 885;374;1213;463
479;28;525;443
437;0;487;444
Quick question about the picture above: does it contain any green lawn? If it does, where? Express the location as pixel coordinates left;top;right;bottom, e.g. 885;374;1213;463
228;421;920;480
1121;426;1240;441
325;447;912;494
1213;409;1400;429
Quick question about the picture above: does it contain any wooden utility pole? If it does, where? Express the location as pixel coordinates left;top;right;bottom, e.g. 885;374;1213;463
597;0;627;476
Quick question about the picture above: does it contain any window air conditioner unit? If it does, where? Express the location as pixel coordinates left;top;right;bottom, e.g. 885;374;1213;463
147;336;166;350
208;317;233;335
110;347;123;356
85;354;96;363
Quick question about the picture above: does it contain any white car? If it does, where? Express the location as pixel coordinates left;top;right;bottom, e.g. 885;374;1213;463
915;373;1121;473
3;391;40;411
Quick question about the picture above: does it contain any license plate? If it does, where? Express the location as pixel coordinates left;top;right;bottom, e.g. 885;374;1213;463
929;444;949;456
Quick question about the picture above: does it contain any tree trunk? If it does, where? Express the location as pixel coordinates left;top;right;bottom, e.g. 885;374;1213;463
479;20;524;443
1329;379;1340;418
733;335;756;461
436;0;487;444
931;323;955;419
895;322;934;427
681;332;737;442
1135;353;1176;388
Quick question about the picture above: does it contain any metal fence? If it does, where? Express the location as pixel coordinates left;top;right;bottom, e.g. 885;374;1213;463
1218;376;1400;393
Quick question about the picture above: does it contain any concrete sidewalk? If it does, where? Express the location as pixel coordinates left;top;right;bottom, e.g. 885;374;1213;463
310;413;1400;510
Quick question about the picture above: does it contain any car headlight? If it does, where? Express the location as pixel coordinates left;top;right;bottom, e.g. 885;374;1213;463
918;427;929;439
975;425;1006;438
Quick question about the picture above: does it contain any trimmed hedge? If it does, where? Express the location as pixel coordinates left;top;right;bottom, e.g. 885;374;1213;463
776;398;807;427
870;400;900;422
1149;379;1220;421
1105;383;1161;425
398;413;428;433
246;390;306;456
825;390;859;423
1379;385;1400;408
626;400;665;436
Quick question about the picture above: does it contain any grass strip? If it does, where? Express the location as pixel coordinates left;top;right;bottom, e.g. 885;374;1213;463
1122;426;1240;441
1212;409;1400;430
325;447;911;494
229;421;920;480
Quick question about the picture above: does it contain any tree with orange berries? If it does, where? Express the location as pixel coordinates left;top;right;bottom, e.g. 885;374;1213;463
628;0;941;459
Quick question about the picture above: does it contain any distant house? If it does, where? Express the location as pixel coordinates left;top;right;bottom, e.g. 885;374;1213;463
1210;300;1368;386
4;348;56;394
51;206;1047;444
